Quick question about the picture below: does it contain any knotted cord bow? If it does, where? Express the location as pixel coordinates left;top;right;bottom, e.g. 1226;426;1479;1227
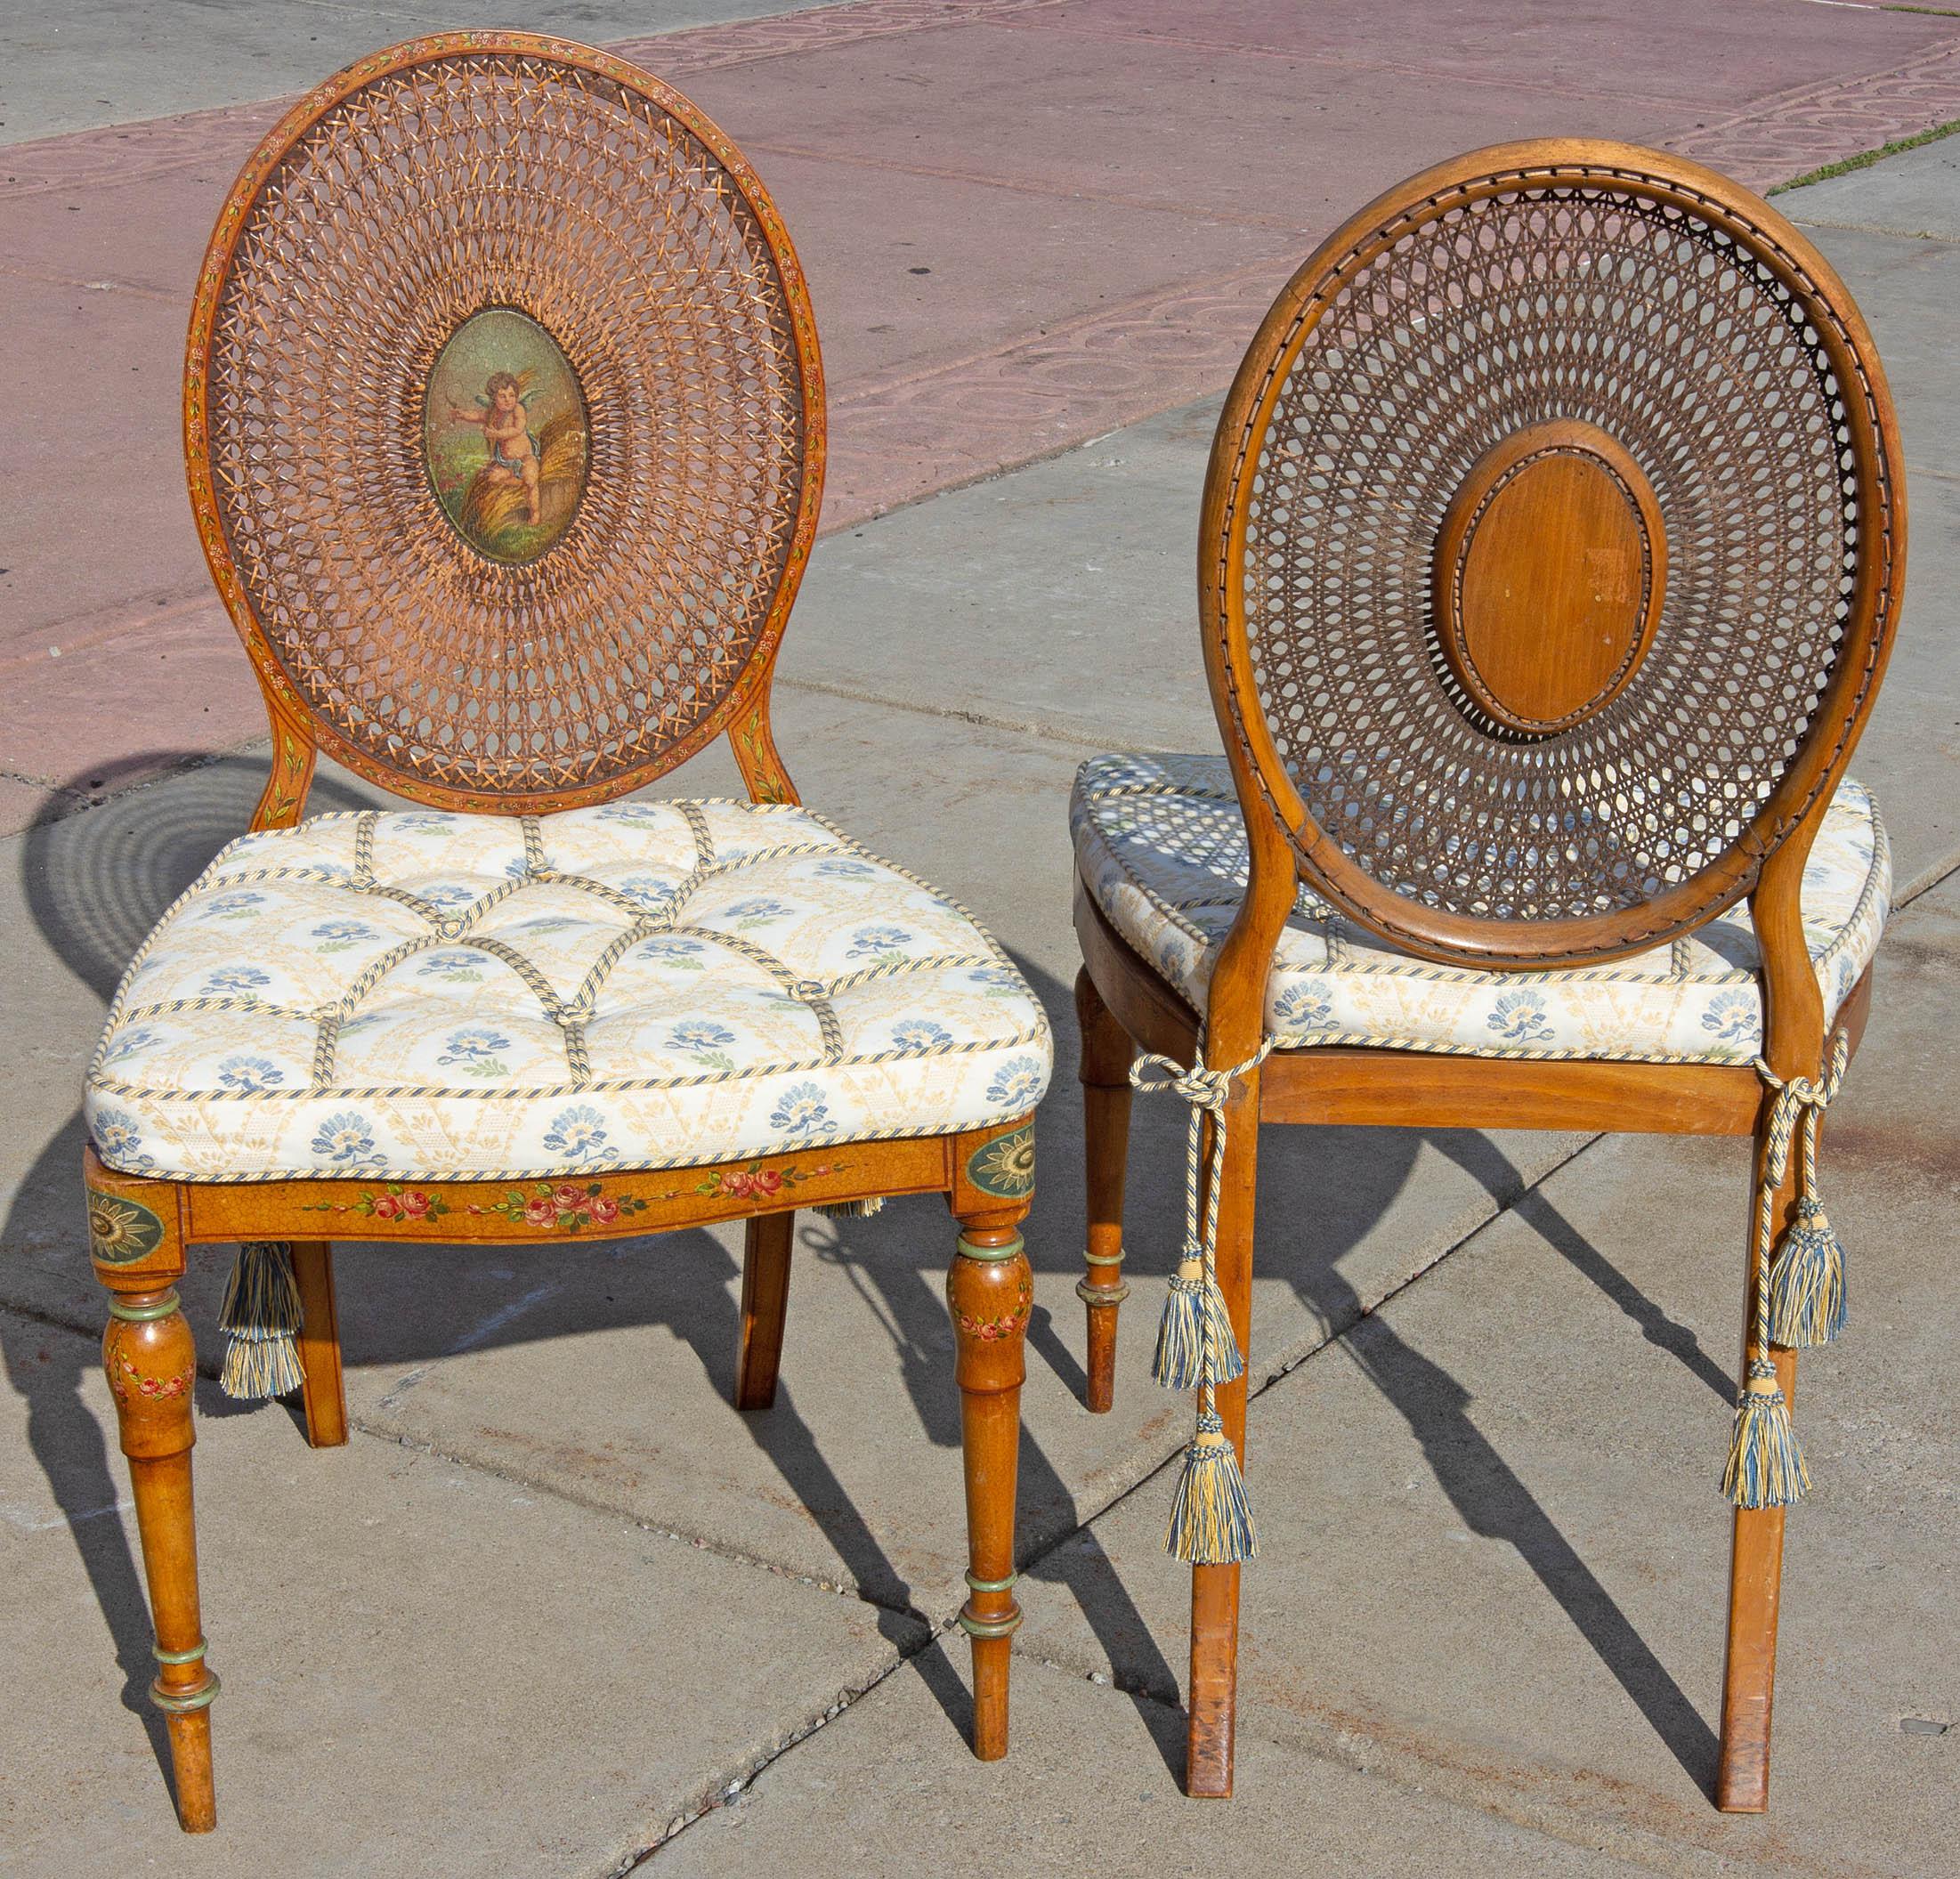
1130;1036;1275;1562
1723;1029;1851;1510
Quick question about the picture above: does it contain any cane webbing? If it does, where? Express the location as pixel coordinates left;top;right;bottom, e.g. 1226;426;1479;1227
188;36;821;808
1211;145;1900;966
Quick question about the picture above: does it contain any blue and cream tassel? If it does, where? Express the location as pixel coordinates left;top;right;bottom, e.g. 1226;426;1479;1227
218;1240;304;1401
1131;1037;1272;1564
1723;1032;1850;1509
1762;1033;1851;1349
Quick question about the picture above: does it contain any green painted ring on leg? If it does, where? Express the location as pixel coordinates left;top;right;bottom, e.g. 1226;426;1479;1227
1077;1276;1130;1307
150;1672;221;1715
955;1232;1025;1265
956;1607;1023;1640
108;1289;182;1323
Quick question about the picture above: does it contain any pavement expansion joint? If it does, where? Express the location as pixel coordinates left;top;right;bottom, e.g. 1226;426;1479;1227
773;671;1162;753
1790;215;1958;244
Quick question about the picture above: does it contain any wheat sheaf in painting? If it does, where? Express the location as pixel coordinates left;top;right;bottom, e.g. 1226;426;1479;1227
424;307;589;563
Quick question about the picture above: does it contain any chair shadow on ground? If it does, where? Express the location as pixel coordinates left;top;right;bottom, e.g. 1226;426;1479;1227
1314;1129;1729;1786
8;748;1737;1800
1028;1085;1737;1793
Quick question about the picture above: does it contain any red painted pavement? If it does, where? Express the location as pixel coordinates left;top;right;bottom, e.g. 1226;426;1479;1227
4;0;1957;826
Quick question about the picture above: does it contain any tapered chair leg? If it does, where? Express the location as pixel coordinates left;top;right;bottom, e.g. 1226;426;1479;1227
1186;1085;1261;1799
1075;966;1135;1413
290;1241;348;1447
734;1210;796;1411
948;1215;1033;1758
1716;1101;1807;1812
102;1285;219;1833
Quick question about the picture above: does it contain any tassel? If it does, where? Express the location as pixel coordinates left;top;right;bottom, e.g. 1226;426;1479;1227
816;1197;885;1219
1721;1362;1810;1509
1152;1256;1244;1390
1151;1257;1205;1389
1165;1413;1258;1563
1766;1196;1846;1349
219;1242;304;1400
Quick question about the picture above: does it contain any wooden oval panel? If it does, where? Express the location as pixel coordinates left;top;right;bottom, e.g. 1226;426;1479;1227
1434;419;1665;736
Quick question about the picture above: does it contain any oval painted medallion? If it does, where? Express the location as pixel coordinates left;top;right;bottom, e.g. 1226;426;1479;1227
424;308;589;565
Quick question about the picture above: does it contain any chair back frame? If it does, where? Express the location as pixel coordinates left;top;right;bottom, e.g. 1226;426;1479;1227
1198;140;1906;1049
182;32;825;830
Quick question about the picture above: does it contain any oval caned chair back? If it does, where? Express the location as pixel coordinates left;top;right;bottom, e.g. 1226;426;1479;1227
1201;140;1905;970
186;33;823;812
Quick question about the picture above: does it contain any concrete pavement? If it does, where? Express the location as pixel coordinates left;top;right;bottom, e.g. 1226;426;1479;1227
2;4;1956;1873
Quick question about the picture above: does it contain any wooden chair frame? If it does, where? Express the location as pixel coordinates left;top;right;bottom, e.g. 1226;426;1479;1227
1073;140;1905;1809
85;34;1037;1833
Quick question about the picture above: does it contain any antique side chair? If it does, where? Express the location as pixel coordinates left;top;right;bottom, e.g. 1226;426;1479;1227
1071;142;1902;1806
83;35;1050;1833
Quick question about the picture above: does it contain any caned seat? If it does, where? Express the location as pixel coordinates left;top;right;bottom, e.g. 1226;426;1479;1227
89;802;1046;1180
1073;754;1888;1064
85;36;1048;1835
1072;142;1904;1811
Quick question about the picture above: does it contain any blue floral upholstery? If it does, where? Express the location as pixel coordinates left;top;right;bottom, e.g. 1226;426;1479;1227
86;800;1051;1180
1073;754;1888;1063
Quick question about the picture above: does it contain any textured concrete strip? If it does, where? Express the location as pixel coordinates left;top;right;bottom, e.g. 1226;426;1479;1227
1668;34;1960;193
654;1640;1653;1875
0;688;1582;1621
982;0;1956;111
0;604;267;798
615;0;1055;77
0;1306;927;1879
7;0;1957;824
0;2;1041;174
0;0;846;145
1013;879;1960;1877
726;149;1289;394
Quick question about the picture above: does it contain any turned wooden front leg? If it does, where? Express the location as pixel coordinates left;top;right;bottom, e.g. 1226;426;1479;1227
948;1219;1033;1760
1074;967;1134;1413
104;1287;218;1833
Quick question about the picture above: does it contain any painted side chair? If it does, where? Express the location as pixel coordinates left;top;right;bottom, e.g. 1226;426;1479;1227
1071;142;1902;1807
83;35;1050;1833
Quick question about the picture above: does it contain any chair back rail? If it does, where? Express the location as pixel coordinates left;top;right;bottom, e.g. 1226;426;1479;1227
1198;140;1906;1049
184;33;824;822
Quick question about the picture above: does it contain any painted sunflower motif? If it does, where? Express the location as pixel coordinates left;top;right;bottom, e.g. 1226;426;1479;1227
968;1125;1036;1200
87;1192;165;1266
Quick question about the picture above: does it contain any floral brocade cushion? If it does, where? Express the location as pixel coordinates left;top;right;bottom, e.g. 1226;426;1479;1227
1072;754;1888;1064
86;799;1051;1181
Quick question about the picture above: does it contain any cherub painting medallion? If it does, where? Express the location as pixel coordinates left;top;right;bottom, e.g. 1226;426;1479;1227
425;307;589;563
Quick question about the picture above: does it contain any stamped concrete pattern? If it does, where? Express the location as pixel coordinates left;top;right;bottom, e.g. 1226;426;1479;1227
1;4;1956;1873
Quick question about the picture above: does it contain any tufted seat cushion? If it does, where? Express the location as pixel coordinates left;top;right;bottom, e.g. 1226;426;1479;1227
86;800;1051;1182
1073;754;1889;1064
